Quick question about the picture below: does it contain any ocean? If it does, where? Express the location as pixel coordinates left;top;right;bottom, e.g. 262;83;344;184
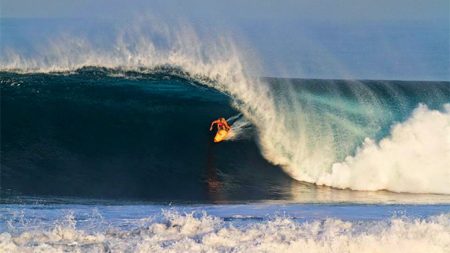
1;17;450;252
1;68;449;252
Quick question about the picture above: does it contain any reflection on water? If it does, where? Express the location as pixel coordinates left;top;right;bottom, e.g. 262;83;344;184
283;181;450;204
203;139;450;205
205;142;225;203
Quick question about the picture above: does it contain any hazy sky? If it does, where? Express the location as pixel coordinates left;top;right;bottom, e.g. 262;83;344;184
1;0;449;80
2;0;448;21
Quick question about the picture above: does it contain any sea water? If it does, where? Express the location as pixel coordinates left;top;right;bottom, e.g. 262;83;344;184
1;18;449;253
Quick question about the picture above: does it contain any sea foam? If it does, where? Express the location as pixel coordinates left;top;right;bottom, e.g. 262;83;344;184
1;211;449;253
317;104;450;194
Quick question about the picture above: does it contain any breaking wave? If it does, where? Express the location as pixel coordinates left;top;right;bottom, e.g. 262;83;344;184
1;19;450;196
318;104;450;194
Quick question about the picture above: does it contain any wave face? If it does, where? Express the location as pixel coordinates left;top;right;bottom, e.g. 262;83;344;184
1;68;449;200
0;68;294;201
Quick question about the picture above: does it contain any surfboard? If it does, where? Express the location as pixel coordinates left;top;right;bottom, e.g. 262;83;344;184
214;129;228;143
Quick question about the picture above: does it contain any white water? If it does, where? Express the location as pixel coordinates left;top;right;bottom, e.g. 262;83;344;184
251;85;450;194
225;114;252;141
318;104;450;194
1;210;449;253
2;19;449;195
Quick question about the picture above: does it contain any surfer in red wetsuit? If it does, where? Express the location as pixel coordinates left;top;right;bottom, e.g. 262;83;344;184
209;117;231;131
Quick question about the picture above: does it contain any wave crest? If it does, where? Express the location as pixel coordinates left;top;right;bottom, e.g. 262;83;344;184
0;19;257;90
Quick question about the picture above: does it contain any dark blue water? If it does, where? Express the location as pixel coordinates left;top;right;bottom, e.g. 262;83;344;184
1;68;449;203
0;68;293;202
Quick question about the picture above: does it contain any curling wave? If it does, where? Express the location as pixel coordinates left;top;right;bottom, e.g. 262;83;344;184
1;19;450;196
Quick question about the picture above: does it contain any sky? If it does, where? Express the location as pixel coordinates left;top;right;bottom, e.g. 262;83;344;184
1;0;449;80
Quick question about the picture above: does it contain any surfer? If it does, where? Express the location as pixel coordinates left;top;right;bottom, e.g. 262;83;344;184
209;117;231;132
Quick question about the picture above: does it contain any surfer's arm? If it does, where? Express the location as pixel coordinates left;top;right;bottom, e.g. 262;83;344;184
209;120;219;131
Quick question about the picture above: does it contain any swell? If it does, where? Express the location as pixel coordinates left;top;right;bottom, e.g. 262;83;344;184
2;68;449;199
2;19;450;195
0;68;292;201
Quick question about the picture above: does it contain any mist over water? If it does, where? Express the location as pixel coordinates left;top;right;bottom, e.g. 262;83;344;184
318;104;450;193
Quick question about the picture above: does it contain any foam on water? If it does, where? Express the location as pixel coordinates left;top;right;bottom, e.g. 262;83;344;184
1;210;449;253
253;86;450;194
318;104;450;194
225;114;252;141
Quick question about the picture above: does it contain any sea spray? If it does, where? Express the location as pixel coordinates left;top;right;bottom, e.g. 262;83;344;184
317;103;450;194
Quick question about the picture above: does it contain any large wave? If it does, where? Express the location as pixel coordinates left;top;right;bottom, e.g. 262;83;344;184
1;19;449;195
253;80;449;194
